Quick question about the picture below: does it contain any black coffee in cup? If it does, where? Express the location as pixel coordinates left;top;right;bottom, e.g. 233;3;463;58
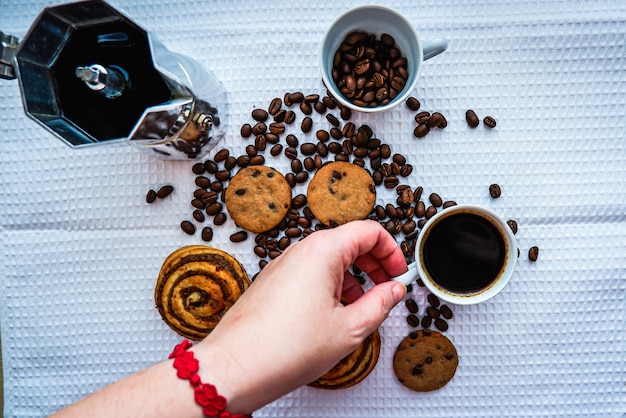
421;210;507;293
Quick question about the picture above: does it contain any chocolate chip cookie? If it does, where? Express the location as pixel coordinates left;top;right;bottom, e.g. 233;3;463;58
225;166;291;233
306;161;376;226
393;330;458;392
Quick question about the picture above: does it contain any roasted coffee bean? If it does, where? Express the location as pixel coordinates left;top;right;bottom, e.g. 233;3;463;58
413;124;430;138
269;122;285;135
322;96;336;109
405;298;419;314
399;188;414;207
284;110;296;124
326;114;340;127
291;159;303;173
251;108;268;122
201;226;214;242
315;130;330;143
484;115;497;128
156;185;174;199
254;245;267;258
427;293;440;307
180;220;195;235
291;194;307;209
230;231;248;243
302;157;315;172
213;212;227;226
466;109;479;128
209;181;224;193
429;193;443;207
401;240;413;257
251;122;267;135
289;92;304;104
440;304;454;319
245;144;257;157
421;315;432;329
273;109;286;123
301;117;313;133
270;144;283;156
300;101;312;115
392;153;406;166
507;219;518;234
286;134;298;147
443;200;457;209
236;155;251;167
384;176;399;189
204;160;218;174
434;318;449;331
224;156;237;170
426;306;440;319
414;111;430;124
372;170;383;186
250;155;265;165
406;96;421;111
283;92;293;106
285;173;296;188
195;176;211;189
284;147;298;159
240;123;252;138
205;202;223;216
402;220;416;235
278;236;291;250
415;200;426;217
295;171;309;183
528;246;539;261
340;106;352;120
146;189;157;204
215;170;231;182
192;163;205;175
489;183;502;198
429;112;445;129
425;205;437;219
268;97;282;115
254;134;267;152
300;142;317;155
406;314;420;327
201;191;218;205
311;100;325;114
285;227;302;238
400;164;413;177
192;209;206;223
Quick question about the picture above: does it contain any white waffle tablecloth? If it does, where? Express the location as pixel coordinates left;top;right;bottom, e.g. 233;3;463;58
1;1;624;417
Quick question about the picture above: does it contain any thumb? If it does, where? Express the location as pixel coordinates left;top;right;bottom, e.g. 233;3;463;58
342;281;406;339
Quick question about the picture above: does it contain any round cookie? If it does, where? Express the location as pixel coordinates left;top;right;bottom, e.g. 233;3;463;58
393;330;458;392
225;166;291;233
155;245;250;340
307;161;376;226
309;329;381;390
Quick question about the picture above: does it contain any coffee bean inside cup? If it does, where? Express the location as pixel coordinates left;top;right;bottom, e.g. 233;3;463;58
331;31;408;108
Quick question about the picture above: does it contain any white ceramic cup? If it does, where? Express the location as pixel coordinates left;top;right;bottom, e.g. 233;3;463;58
319;5;448;113
392;205;517;305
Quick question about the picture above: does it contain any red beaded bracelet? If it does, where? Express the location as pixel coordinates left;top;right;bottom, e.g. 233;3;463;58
169;340;252;418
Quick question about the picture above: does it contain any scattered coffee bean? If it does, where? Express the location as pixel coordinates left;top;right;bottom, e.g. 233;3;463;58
466;109;479;128
440;304;453;319
240;123;252;138
192;209;205;223
421;315;432;329
405;298;419;314
145;189;157;204
427;293;440;307
434;318;449;331
429;193;443;207
483;115;497;128
268;98;282;115
180;220;195;235
413;124;430;138
406;97;421;111
528;246;539;261
230;231;248;243
426;306;440;319
201;226;214;242
406;314;420;328
156;185;174;199
507;219;518;234
489;183;502;198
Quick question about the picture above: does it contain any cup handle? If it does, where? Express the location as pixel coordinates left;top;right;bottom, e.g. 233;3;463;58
392;261;418;287
422;38;448;61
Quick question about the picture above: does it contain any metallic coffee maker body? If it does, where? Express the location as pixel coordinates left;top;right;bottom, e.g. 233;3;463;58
0;0;227;159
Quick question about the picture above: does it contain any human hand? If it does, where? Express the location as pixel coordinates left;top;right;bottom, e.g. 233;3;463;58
195;220;408;414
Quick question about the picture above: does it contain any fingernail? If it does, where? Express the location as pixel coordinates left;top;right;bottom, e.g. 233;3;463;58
391;282;406;304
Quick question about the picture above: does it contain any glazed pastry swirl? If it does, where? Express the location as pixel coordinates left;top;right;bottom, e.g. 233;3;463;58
155;245;250;340
308;329;381;390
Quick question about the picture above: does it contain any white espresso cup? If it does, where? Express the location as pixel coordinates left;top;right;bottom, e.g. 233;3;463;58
393;205;517;305
319;5;448;113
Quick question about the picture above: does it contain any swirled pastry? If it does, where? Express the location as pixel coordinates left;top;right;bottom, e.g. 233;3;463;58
308;329;381;390
155;245;250;340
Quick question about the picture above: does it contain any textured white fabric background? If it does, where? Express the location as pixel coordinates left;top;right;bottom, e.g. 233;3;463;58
1;0;625;417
